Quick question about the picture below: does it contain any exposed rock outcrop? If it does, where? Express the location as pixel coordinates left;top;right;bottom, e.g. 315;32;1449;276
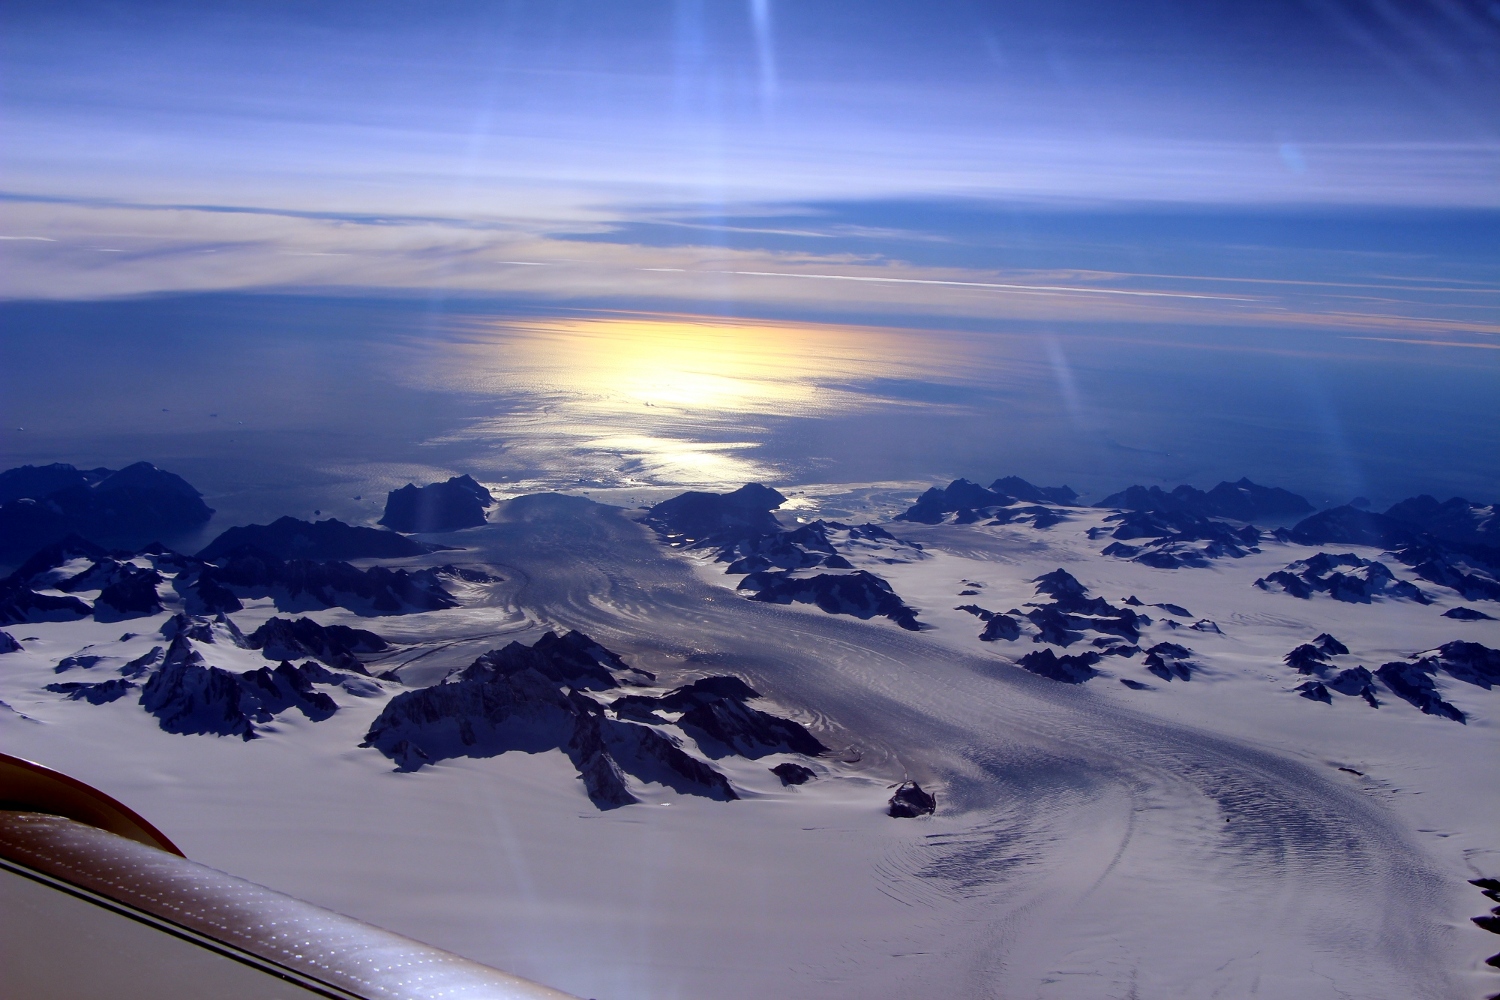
46;679;136;704
772;762;816;786
1144;642;1194;681
739;570;922;630
643;483;787;545
139;637;340;739
1016;648;1100;683
1097;479;1311;521
198;547;460;616
1375;661;1464;723
198;516;442;561
646;485;925;629
1101;511;1261;568
244;617;387;673
1011;569;1150;651
379;475;494;533
0;462;213;559
896;477;1075;525
887;781;936;817
364;631;824;810
1255;553;1430;604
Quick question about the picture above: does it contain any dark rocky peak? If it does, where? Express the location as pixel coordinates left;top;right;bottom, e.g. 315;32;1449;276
0;630;20;653
983;505;1070;529
895;479;1011;524
988;476;1078;505
1375;661;1465;722
783;520;839;550
1284;644;1330;674
642;483;786;545
363;647;745;809
829;521;898;542
655;675;763;710
380;475;494;534
461;629;643;691
139;649;339;740
244;617;386;673
738;570;922;630
0;578;93;626
47;678;136;704
1099;509;1208;540
0;463;110;504
1033;568;1088;601
1288;507;1416;548
1255;553;1430;604
198;516;443;562
1391;543;1500;603
1030;569;1128;617
1098;509;1262;569
53;556;131;593
90;462;197;498
1383;495;1498;548
1026;606;1085;647
582;710;738;806
1443;606;1495;621
979;613;1022;642
1144;642;1194;681
92;564;164;622
1014;570;1146;646
1097;479;1311;521
1016;648;1100;683
888;781;936;818
1327;667;1379;707
673;689;827;760
772;762;816;786
4;534;112;588
611;675;825;760
1285;634;1353;673
707;518;913;576
720;526;839;575
0;462;212;560
160;612;247;647
1315;633;1349;656
1420;641;1500;689
195;547;460;616
1201;478;1313;520
119;645;165;678
1296;680;1332;703
170;560;245;616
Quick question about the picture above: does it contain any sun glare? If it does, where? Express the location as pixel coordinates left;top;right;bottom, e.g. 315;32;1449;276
449;313;966;418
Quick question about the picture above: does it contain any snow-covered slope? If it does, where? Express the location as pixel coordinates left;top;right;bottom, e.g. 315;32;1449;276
1;486;1497;999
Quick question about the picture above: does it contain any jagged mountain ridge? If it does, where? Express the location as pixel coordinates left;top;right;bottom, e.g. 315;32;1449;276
0;535;473;623
363;630;826;809
0;461;214;559
644;485;926;630
198;516;447;561
1096;478;1313;521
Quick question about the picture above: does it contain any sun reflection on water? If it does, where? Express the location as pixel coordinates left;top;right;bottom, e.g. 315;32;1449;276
465;314;966;415
413;312;978;487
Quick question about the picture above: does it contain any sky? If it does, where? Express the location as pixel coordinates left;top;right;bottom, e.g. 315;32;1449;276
1;1;1498;507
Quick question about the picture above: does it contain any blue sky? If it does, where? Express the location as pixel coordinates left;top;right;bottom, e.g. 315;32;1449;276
2;3;1498;504
3;1;1498;315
